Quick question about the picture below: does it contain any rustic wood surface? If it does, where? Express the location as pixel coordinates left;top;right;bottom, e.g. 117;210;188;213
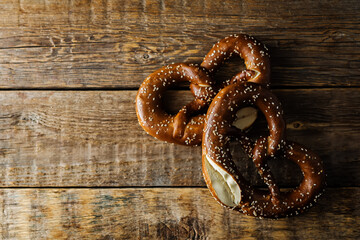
0;89;359;187
0;0;359;88
0;188;359;239
0;0;359;239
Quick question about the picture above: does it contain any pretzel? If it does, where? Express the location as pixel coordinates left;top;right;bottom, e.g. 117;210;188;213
136;63;216;145
201;34;271;87
202;82;325;218
204;82;285;157
136;34;269;145
200;34;272;131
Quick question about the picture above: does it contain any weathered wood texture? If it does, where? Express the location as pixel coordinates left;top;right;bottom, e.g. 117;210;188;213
0;0;359;238
0;89;358;187
0;0;359;88
0;188;358;239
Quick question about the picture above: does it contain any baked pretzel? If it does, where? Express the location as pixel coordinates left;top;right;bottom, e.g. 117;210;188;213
136;63;216;145
201;34;271;87
200;34;272;132
204;82;285;157
202;82;325;218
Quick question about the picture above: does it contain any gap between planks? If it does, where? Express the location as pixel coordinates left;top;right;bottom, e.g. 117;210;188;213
0;86;358;91
0;186;355;190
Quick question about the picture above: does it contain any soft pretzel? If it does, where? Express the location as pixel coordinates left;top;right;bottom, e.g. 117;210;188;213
136;63;216;145
203;82;285;157
202;82;325;218
201;34;271;87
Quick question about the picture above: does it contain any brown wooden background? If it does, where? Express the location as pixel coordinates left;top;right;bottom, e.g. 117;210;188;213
0;0;359;239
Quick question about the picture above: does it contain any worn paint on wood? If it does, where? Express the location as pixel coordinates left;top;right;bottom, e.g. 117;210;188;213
0;89;359;187
0;0;359;88
0;188;358;239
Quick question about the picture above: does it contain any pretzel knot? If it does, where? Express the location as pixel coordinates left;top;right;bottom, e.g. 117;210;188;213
136;63;216;146
201;34;271;87
202;81;326;218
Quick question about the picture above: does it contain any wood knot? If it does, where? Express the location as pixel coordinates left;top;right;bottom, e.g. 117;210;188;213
135;51;154;63
322;30;353;43
134;46;159;64
287;121;305;130
20;112;41;125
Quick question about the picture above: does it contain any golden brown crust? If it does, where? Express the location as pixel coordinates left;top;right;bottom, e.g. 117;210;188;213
203;82;285;157
202;82;326;218
136;33;325;219
136;34;270;146
244;137;326;218
136;63;216;145
201;34;271;87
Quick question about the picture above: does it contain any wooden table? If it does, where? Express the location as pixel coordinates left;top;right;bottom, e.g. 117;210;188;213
0;0;359;239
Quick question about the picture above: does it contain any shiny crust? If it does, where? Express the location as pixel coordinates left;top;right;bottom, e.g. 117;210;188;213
203;82;285;157
202;82;325;218
136;63;216;145
201;34;271;87
136;34;270;146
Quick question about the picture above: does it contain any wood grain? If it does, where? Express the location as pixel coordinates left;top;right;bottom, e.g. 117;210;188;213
0;0;358;237
0;89;358;187
0;187;358;239
0;0;359;88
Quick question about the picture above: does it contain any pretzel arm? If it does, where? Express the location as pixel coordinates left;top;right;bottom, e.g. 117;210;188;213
253;137;281;204
226;128;281;202
173;99;207;139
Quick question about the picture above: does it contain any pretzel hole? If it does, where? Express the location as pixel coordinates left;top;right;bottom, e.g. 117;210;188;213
231;109;303;188
162;90;194;115
266;155;303;188
242;112;302;187
230;141;303;188
230;141;264;187
244;109;273;139
214;55;246;85
229;108;268;187
159;80;192;114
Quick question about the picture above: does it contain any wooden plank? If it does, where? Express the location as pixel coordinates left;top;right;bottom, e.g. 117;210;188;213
0;89;359;187
0;187;358;239
0;0;359;88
